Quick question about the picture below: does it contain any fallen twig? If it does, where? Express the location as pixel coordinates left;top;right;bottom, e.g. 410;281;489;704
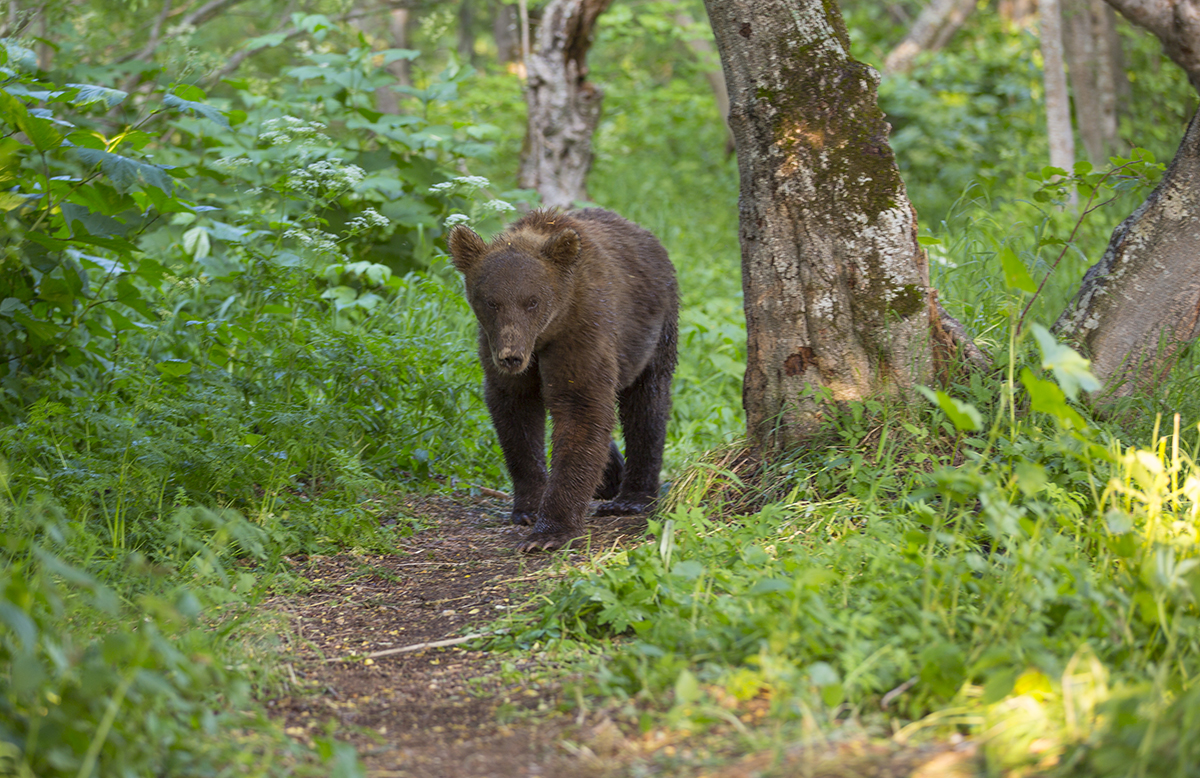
327;631;500;662
881;675;918;709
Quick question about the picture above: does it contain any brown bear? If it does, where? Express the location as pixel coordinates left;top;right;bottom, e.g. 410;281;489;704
448;208;678;552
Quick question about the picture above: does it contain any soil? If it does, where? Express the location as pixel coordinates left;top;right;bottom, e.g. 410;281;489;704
264;494;982;778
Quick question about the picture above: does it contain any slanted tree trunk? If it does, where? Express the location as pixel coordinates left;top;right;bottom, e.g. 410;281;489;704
1054;110;1200;398
518;0;614;207
1041;0;1077;186
1063;0;1127;163
883;0;978;75
1103;0;1200;89
701;0;948;449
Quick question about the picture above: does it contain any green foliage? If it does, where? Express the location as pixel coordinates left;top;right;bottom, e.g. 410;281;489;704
515;327;1200;775
0;20;508;774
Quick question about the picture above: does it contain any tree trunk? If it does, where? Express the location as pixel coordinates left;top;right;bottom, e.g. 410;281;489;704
1062;0;1127;163
1103;0;1200;89
494;0;519;64
999;0;1037;25
1054;110;1200;399
1041;0;1077;178
518;0;614;208
883;0;978;75
458;0;479;65
671;2;734;154
701;0;939;449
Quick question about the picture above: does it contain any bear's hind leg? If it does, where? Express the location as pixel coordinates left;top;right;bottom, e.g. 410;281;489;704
594;441;624;500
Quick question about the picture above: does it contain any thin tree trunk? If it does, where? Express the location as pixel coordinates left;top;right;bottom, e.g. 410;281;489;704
518;0;614;208
883;0;978;74
494;0;519;64
458;0;478;65
365;4;412;115
1062;0;1126;162
671;2;733;153
701;0;938;449
1041;0;1077;204
1054;110;1200;399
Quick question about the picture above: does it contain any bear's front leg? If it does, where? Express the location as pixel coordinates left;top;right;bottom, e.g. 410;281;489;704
484;370;547;527
517;381;617;552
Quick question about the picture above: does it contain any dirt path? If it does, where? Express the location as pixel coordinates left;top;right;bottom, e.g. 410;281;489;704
264;495;981;778
265;495;646;778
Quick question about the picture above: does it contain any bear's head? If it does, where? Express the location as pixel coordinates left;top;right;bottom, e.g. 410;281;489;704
448;224;581;375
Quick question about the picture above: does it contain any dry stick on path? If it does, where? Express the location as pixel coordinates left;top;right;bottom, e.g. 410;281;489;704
326;632;500;662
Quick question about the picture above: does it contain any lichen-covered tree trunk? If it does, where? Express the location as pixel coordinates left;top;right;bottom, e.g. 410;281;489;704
702;0;937;449
518;0;613;208
1054;109;1200;398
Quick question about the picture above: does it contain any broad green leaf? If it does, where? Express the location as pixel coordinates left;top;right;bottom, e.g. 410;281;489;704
75;147;173;194
1019;367;1088;429
674;668;700;704
163;93;230;129
182;226;211;260
980;667;1019;705
999;247;1037;294
917;385;982;431
68;83;128;107
156;359;193;378
1030;324;1100;400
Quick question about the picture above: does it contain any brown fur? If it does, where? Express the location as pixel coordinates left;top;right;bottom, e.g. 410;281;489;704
448;208;679;552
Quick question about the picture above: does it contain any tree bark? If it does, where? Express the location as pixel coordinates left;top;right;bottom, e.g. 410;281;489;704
494;0;519;64
1054;110;1200;399
883;0;978;75
1103;0;1200;90
1042;0;1078;181
1062;0;1127;163
702;0;938;449
459;0;479;65
518;0;614;208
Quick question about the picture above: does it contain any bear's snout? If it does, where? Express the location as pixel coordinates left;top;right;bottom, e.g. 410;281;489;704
493;346;531;374
497;353;527;372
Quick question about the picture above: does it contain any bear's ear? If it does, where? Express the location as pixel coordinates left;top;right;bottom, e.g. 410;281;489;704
447;225;487;274
541;228;581;268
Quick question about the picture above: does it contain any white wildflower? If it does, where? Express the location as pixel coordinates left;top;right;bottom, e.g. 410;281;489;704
347;208;389;232
213;156;251;169
258;116;329;147
444;213;470;227
480;199;515;214
454;175;491;190
286;158;365;194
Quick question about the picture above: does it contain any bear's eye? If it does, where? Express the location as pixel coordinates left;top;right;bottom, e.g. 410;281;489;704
525;299;538;312
484;300;498;311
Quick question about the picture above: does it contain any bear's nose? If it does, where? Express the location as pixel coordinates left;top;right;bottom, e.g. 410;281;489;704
500;355;523;370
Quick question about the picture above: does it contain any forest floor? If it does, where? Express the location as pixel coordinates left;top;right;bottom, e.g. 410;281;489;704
264;495;982;778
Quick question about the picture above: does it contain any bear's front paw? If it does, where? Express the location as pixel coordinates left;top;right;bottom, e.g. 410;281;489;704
594;498;654;517
511;510;537;526
516;528;584;553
